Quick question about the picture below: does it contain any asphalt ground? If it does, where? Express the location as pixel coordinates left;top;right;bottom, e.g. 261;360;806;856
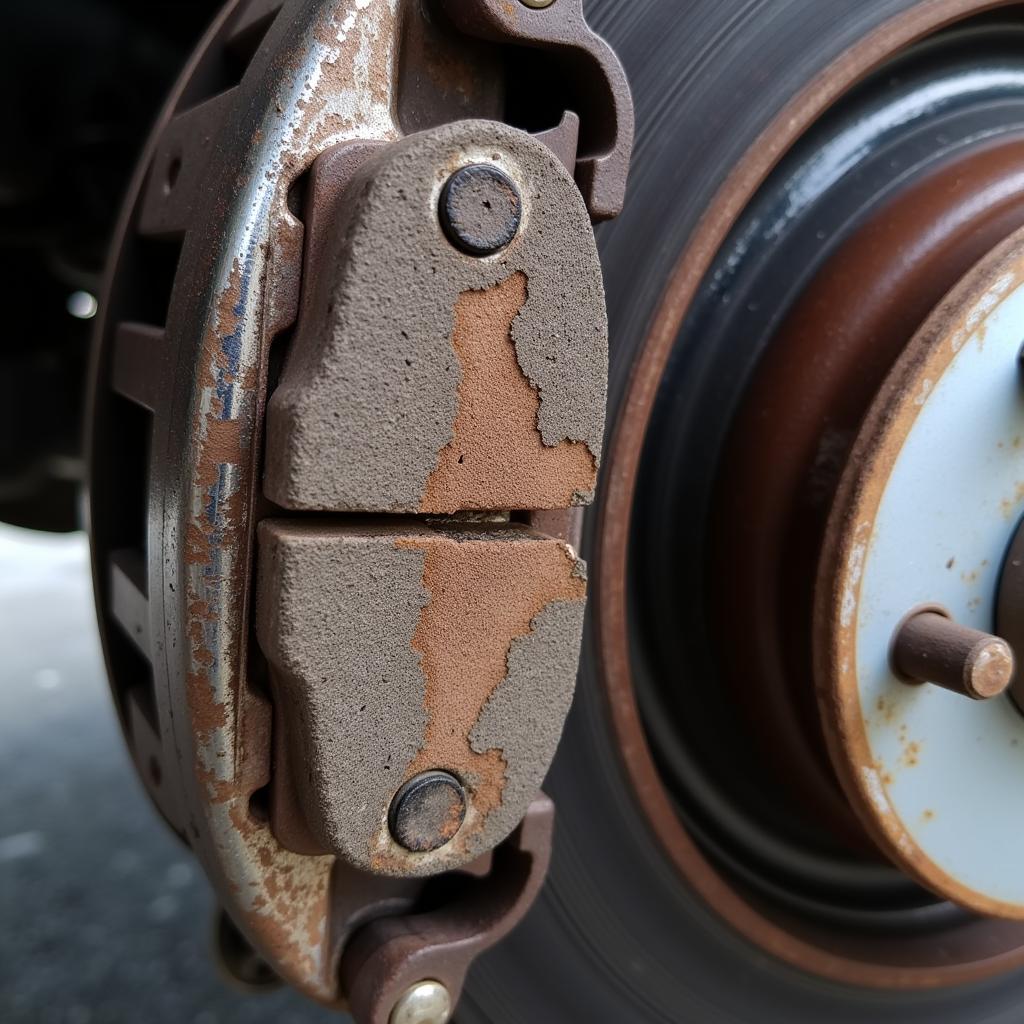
0;525;345;1024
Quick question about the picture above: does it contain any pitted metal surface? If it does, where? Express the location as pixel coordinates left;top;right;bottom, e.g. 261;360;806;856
257;520;587;877
264;119;607;514
166;1;403;999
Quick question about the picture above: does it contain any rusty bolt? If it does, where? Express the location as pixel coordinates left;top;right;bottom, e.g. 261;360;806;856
389;980;452;1024
891;609;1015;700
389;771;467;852
439;164;522;256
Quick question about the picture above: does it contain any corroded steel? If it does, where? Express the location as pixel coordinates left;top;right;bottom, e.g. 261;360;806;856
440;164;523;256
439;0;633;221
388;772;468;854
341;796;555;1024
892;609;1014;700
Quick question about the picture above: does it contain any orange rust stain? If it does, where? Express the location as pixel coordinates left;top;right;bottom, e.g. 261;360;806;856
922;809;935;823
225;795;331;982
900;740;922;768
1001;481;1024;518
398;534;585;816
873;696;902;727
181;262;338;993
189;672;228;737
421;272;596;512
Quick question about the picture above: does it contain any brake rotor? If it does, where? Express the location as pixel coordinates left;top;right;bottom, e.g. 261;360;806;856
469;1;1024;1021
581;0;1024;1009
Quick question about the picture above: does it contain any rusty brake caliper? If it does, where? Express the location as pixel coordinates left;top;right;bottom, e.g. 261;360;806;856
87;0;633;1020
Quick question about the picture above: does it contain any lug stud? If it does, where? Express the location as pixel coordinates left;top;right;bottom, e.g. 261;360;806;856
389;980;453;1024
891;609;1014;700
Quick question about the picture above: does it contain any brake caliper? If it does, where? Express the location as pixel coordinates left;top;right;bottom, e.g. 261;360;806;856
88;0;632;1019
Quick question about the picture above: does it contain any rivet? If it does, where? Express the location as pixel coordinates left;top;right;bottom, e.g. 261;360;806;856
439;164;522;256
388;771;466;852
389;980;453;1024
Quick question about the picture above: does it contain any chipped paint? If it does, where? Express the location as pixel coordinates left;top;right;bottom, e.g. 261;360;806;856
840;524;869;629
264;119;608;514
370;533;586;872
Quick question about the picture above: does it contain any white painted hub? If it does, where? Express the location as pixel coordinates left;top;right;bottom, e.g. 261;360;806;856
817;229;1024;917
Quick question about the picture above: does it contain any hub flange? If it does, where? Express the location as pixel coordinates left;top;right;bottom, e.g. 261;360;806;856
817;225;1024;918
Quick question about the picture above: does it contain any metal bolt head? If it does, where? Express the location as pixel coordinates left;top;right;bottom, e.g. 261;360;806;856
439;164;522;256
520;0;557;7
388;771;466;852
389;980;453;1024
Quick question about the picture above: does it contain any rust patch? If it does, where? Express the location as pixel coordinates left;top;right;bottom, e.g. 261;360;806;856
900;740;922;769
1001;480;1024;518
397;534;585;819
421;272;596;512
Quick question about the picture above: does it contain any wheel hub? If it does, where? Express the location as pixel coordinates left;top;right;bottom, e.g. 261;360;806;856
818;224;1024;918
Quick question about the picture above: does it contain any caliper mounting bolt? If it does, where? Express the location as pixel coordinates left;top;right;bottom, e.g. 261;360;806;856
439;164;522;256
389;980;453;1024
892;609;1015;700
388;770;467;853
